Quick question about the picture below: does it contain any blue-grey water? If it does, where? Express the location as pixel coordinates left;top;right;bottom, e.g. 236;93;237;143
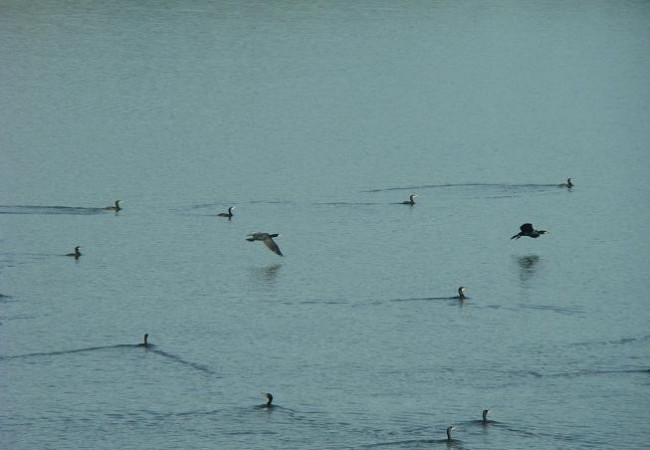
2;1;650;449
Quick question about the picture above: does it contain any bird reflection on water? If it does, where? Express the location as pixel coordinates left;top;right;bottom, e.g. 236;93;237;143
251;263;282;283
516;255;540;283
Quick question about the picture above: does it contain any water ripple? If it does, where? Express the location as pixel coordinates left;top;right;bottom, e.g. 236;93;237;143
0;344;217;375
363;182;567;193
0;205;112;215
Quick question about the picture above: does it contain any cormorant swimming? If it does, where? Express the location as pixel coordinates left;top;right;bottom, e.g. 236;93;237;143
401;194;418;205
105;200;122;211
446;425;456;442
261;392;274;408
559;178;574;188
510;223;548;240
458;286;467;300
482;409;491;423
246;233;283;256
217;207;235;218
138;333;149;347
66;246;82;258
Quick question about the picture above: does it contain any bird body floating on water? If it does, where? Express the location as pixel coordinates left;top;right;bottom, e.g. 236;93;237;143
261;392;274;408
511;223;548;240
138;333;149;347
247;233;283;256
401;194;418;205
105;200;122;211
559;177;574;188
217;207;235;218
66;246;82;258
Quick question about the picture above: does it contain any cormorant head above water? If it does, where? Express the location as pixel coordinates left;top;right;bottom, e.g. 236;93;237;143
138;333;149;347
105;200;122;211
510;223;548;240
458;286;467;300
262;392;274;408
559;178;574;188
446;425;456;441
66;246;82;258
217;206;235;218
246;233;283;256
401;194;418;205
482;409;491;423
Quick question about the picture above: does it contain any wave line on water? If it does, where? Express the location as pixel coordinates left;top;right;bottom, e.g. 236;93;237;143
363;182;568;193
0;205;110;216
0;344;137;361
148;348;217;375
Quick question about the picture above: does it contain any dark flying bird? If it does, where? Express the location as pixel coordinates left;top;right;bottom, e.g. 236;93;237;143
66;246;82;258
247;233;283;256
559;177;574;188
105;200;122;211
217;206;235;218
510;223;548;240
401;194;418;205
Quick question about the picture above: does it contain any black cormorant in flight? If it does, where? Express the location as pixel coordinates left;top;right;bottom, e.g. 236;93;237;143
247;233;283;256
511;223;548;240
217;207;235;218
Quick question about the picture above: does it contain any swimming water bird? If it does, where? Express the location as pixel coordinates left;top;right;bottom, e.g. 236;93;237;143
510;223;548;240
446;425;456;441
138;333;149;347
246;233;283;256
105;200;122;211
401;194;418;205
217;207;235;218
458;286;467;300
482;409;491;423
261;392;274;408
66;246;82;258
559;178;574;188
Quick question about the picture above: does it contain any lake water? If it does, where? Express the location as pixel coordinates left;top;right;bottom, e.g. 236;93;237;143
2;1;650;448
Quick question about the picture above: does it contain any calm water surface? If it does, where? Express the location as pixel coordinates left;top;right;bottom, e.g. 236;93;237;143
2;1;650;449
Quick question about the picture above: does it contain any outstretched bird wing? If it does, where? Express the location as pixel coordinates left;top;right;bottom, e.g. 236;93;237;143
262;236;283;256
